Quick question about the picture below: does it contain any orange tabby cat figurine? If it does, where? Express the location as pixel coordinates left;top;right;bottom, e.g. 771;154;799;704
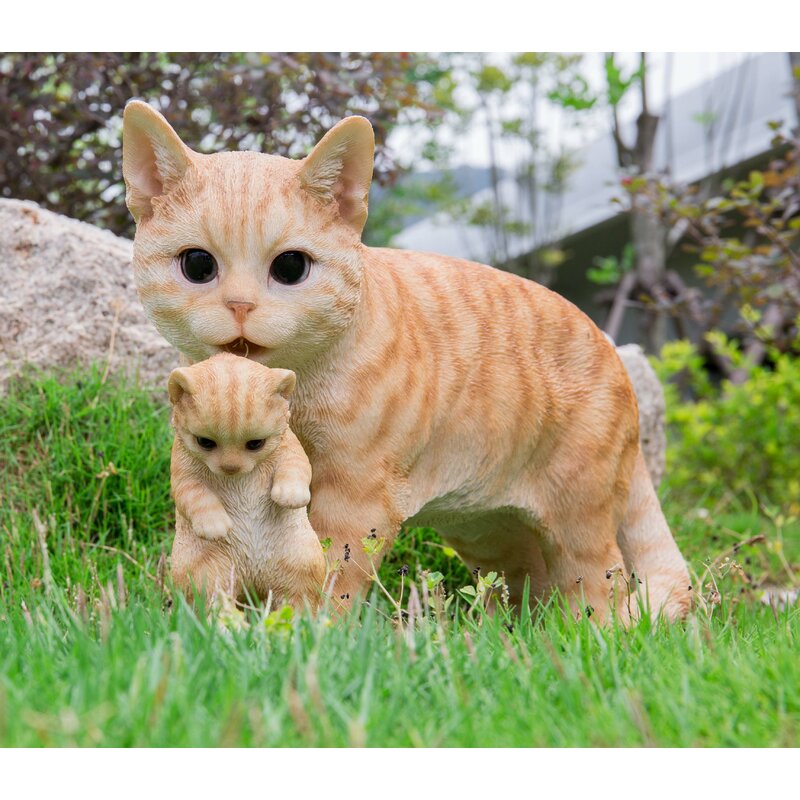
123;100;691;622
169;352;324;609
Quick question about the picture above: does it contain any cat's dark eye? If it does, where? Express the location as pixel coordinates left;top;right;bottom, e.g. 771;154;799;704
245;439;265;451
270;251;310;285
180;249;218;284
196;436;217;450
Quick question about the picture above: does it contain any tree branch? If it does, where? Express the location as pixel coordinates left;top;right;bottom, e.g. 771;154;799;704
604;271;637;341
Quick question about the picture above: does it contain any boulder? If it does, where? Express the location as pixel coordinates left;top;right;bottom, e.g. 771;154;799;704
0;199;176;391
616;343;667;488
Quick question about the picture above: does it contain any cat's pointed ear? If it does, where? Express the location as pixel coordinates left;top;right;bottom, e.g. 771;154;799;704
168;367;197;405
123;100;194;222
299;116;375;234
271;369;297;401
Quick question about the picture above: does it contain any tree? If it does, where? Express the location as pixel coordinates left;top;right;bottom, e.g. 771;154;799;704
410;53;582;285
649;129;800;381
548;53;675;352
0;52;445;237
601;57;800;378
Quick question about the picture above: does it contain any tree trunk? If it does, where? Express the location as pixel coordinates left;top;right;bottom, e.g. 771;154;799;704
630;183;668;352
609;54;668;354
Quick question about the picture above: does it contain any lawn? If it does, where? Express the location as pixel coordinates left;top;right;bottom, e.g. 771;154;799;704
0;366;798;747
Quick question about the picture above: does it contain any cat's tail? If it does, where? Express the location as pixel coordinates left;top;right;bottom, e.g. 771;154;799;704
617;448;692;621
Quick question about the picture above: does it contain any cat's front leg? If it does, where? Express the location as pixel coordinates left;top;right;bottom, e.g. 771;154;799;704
187;503;234;540
171;444;233;540
176;483;233;540
270;428;312;509
308;479;405;610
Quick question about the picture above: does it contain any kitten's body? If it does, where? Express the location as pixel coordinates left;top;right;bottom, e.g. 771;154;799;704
169;353;324;608
124;101;691;622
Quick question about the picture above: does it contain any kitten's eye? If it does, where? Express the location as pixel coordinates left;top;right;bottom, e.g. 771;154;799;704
196;437;217;450
180;249;218;284
245;439;265;451
270;251;310;285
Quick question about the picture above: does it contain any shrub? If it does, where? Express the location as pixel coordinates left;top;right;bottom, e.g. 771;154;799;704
0;53;444;237
653;336;800;512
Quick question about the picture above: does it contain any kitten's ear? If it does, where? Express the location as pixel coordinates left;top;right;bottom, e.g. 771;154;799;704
298;116;375;234
122;100;194;222
167;367;197;405
271;369;297;401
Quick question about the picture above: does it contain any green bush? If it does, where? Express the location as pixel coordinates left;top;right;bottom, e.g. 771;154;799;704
653;336;800;513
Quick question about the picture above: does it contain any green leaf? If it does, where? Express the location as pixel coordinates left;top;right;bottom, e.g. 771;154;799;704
362;536;386;557
692;111;718;128
547;75;597;111
604;53;643;107
513;52;549;69
539;248;567;268
748;171;764;192
474;64;513;94
426;571;444;589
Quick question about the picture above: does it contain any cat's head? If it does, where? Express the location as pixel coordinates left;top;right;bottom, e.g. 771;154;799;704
168;353;296;476
122;100;375;370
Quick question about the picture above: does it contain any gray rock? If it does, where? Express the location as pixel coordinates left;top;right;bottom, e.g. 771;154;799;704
616;343;667;487
0;199;176;391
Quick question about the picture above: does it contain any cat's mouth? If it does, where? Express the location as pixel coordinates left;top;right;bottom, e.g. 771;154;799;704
220;338;270;360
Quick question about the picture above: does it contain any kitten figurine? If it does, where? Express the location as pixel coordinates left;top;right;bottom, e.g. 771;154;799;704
168;352;324;609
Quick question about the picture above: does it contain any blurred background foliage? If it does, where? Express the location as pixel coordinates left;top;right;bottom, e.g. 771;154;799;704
1;51;799;531
0;52;454;236
5;51;796;363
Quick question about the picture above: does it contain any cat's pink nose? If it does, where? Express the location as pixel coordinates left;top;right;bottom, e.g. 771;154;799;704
220;463;241;475
226;300;256;325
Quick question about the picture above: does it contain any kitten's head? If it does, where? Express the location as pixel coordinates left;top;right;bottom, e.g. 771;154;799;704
122;100;375;370
168;353;295;477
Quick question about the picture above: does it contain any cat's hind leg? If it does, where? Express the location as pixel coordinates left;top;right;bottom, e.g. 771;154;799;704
537;514;633;624
171;523;241;605
439;507;629;623
617;449;692;621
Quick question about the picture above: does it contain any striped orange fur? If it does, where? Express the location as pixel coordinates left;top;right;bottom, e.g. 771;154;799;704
169;353;324;608
124;101;691;622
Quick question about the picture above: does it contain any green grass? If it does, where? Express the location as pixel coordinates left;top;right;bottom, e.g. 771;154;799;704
1;587;798;747
0;365;798;747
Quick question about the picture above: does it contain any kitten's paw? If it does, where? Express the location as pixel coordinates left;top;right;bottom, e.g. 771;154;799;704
192;510;234;540
271;480;311;509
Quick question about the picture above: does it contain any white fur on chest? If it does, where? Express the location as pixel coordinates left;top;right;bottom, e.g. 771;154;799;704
212;472;282;565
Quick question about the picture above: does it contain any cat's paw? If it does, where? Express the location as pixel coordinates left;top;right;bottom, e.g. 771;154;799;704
191;510;234;540
270;479;311;509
